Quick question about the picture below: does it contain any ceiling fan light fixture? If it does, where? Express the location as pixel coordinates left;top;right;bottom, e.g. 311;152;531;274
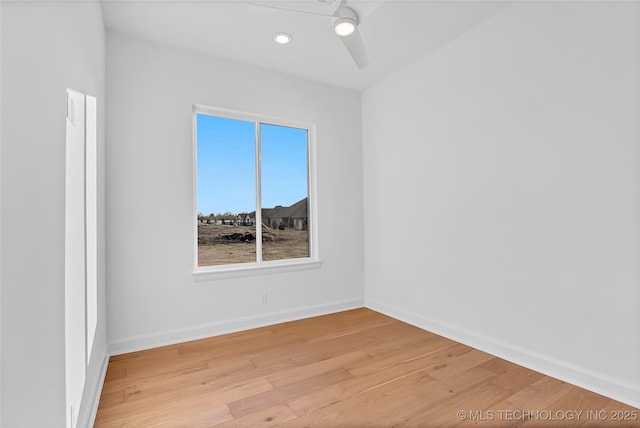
273;32;292;45
333;17;356;37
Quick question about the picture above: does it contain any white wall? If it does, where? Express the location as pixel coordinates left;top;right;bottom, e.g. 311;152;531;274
1;2;107;427
363;1;640;407
106;32;364;352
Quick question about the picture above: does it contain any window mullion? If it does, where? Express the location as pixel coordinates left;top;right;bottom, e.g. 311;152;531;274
255;122;263;263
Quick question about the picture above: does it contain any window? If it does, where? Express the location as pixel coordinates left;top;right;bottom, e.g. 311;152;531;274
193;105;318;274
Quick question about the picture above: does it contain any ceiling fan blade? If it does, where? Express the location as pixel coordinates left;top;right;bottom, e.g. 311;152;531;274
248;1;345;17
340;29;369;69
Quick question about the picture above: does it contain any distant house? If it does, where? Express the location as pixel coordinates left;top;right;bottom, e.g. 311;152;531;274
215;214;237;225
237;213;254;226
250;198;308;231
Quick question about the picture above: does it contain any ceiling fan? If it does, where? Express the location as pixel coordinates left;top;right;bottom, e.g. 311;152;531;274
249;0;370;69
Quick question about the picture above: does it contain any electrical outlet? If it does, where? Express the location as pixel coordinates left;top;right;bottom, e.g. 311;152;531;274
260;292;268;304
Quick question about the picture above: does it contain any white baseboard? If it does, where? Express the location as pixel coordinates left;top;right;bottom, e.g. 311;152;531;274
108;298;364;356
77;353;109;428
365;298;640;410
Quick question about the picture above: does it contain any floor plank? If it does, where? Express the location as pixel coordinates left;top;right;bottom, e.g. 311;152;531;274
95;308;640;427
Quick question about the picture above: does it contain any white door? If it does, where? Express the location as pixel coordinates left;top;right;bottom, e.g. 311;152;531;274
65;88;95;428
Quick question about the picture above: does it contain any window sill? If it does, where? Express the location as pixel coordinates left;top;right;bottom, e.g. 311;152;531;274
192;258;322;282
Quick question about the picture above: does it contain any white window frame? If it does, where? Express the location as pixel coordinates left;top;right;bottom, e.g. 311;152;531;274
192;104;320;281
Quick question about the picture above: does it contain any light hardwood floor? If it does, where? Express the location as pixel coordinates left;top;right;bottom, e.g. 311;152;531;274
95;308;639;427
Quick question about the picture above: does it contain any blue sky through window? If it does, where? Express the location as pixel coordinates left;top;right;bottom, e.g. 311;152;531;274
197;114;308;216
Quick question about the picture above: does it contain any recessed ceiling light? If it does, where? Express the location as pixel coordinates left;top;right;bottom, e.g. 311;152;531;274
273;32;292;45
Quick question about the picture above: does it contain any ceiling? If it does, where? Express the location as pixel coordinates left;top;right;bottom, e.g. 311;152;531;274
100;0;513;91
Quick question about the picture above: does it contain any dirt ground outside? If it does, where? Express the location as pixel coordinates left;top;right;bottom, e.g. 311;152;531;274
198;224;309;266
